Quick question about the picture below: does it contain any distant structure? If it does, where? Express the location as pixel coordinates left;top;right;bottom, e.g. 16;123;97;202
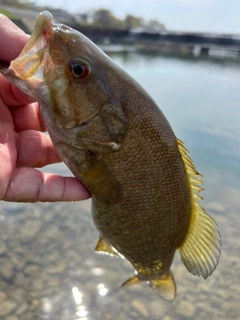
1;4;240;60
69;23;240;59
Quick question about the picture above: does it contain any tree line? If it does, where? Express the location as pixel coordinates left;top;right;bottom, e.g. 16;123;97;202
0;0;31;9
0;1;166;31
90;9;165;31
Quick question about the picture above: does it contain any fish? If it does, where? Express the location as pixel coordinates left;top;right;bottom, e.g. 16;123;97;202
1;11;221;301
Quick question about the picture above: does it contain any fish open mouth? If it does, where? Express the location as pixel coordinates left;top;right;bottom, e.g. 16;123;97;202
8;11;55;81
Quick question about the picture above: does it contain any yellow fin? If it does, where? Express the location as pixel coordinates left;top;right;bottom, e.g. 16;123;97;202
95;237;119;257
177;139;221;279
120;273;176;301
83;153;122;204
149;272;176;301
119;275;141;288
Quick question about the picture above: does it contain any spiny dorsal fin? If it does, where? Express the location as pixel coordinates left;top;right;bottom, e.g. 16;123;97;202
95;236;119;257
177;139;221;279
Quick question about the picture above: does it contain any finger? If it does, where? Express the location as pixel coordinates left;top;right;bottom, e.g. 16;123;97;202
0;14;29;62
2;168;91;202
0;75;34;108
11;103;46;132
0;95;13;124
0;15;34;107
17;131;61;168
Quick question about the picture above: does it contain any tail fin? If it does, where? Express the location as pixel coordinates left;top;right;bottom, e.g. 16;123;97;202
149;271;176;301
119;272;176;301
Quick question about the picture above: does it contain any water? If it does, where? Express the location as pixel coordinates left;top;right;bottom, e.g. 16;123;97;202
1;52;240;320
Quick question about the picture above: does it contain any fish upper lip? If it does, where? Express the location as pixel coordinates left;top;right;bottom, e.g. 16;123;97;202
7;11;55;80
7;10;76;81
20;11;54;58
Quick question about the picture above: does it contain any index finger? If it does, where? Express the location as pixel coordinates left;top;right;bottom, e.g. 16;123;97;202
0;15;34;106
0;14;29;62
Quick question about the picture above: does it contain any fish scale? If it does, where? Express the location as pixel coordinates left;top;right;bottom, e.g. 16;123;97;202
1;11;221;301
91;94;191;271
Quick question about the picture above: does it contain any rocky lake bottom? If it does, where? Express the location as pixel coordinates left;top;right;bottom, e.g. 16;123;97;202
0;189;239;320
1;52;240;320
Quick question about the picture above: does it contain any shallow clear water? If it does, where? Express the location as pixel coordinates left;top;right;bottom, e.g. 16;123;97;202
1;53;240;320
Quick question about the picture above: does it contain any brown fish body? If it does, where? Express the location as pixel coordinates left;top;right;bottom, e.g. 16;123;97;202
90;87;191;272
2;11;221;300
46;65;191;274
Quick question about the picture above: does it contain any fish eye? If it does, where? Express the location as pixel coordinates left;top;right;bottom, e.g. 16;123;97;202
69;59;90;80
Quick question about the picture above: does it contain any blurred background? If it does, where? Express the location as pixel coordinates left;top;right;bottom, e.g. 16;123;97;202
0;1;240;320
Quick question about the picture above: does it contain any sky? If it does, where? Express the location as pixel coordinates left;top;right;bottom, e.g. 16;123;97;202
33;0;240;34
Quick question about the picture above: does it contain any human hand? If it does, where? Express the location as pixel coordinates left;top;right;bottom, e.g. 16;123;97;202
0;14;91;202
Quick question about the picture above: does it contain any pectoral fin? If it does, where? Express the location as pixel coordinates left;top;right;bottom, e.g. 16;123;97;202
177;139;221;279
83;153;122;204
95;237;119;257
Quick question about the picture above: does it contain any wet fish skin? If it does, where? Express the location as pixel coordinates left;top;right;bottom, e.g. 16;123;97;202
1;11;221;301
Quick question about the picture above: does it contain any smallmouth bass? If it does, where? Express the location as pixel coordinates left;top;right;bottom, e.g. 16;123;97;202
1;11;221;301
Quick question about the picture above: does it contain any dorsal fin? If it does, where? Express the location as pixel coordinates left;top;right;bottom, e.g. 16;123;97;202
177;139;221;279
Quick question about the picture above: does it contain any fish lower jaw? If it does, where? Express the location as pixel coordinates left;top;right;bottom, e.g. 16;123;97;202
3;71;43;100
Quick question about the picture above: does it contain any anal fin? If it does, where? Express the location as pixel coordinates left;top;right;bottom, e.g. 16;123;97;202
95;237;119;257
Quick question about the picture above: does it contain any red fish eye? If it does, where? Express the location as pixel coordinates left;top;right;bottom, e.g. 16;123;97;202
69;60;90;79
